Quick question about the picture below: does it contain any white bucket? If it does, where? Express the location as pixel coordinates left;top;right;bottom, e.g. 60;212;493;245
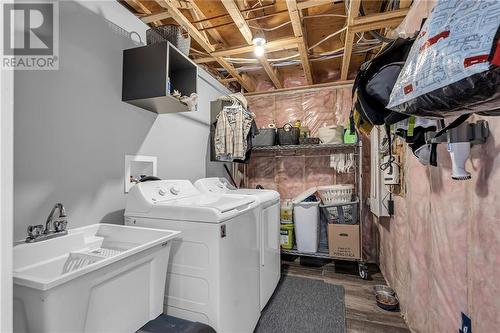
293;200;320;253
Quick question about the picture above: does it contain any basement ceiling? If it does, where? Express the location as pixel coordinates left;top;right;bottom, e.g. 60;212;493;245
120;0;411;92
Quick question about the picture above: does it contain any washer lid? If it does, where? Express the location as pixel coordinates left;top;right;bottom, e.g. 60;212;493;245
136;194;256;222
166;194;255;213
194;177;235;193
194;178;280;203
125;180;257;222
230;189;280;202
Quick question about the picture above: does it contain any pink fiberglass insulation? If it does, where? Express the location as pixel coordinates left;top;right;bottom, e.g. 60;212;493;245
246;85;378;261
247;86;354;200
248;85;500;332
378;115;500;333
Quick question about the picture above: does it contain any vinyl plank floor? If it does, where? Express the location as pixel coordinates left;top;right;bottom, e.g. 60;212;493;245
281;258;411;333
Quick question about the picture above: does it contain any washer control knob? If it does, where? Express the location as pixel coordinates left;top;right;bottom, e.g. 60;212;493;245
158;188;167;196
170;186;181;195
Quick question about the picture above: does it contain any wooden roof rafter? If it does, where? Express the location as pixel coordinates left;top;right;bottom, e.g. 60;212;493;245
340;0;360;81
124;0;411;92
220;0;283;89
286;0;313;85
123;0;163;26
187;1;227;46
153;0;256;92
341;4;409;80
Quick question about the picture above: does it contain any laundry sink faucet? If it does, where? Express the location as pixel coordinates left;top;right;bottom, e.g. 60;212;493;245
45;203;68;234
26;203;68;243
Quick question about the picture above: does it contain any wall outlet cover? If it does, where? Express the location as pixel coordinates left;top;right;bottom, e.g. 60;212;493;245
124;155;157;193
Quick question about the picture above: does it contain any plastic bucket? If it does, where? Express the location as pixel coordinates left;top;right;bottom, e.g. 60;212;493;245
280;224;294;249
294;200;320;253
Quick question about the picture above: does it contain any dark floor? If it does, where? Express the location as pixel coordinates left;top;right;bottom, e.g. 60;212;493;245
281;257;411;333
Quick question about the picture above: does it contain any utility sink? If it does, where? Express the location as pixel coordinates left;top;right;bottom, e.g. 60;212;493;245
13;223;180;333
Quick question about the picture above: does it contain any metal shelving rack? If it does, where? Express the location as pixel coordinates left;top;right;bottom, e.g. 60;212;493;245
244;142;368;279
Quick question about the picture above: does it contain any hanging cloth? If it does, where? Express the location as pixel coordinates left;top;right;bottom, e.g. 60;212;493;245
214;99;255;161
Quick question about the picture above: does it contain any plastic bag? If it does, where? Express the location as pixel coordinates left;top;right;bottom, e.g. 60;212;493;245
387;0;500;117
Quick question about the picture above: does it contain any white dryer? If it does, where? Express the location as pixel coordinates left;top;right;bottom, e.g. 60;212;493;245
194;177;281;310
124;180;261;333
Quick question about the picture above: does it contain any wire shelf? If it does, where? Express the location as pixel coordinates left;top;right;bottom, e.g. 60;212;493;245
280;248;362;261
252;143;359;151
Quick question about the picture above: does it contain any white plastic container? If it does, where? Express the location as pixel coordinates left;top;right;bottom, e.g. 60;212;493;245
318;125;344;144
13;224;180;333
293;200;320;253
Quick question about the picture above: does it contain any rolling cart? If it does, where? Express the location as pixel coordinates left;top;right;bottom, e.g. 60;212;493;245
243;142;369;279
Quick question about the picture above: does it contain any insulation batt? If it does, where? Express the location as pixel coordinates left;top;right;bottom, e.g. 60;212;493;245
248;76;500;332
247;86;376;262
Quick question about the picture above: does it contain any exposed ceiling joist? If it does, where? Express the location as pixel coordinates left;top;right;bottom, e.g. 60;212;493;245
341;6;409;80
259;54;283;89
352;8;409;26
193;57;216;64
221;0;282;89
399;0;412;9
124;0;162;26
140;10;170;24
154;0;213;51
297;0;344;10
211;37;300;58
154;0;255;91
340;0;359;81
340;31;355;81
219;77;238;83
221;0;253;45
286;0;313;85
244;80;354;97
350;9;409;33
127;0;410;92
241;73;257;92
188;1;227;46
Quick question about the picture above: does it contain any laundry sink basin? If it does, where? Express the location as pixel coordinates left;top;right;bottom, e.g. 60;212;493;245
14;223;180;333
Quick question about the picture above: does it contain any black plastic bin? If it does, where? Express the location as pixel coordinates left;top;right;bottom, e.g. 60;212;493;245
253;128;276;146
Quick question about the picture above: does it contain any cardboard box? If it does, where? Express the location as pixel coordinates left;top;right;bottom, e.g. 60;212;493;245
327;224;360;259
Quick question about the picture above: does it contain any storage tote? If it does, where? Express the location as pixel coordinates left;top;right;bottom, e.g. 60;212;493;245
293;200;320;253
318;185;354;204
253;128;276;147
321;200;359;225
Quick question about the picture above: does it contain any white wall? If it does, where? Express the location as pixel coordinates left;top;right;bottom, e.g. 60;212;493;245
13;0;230;240
137;71;230;180
0;60;14;333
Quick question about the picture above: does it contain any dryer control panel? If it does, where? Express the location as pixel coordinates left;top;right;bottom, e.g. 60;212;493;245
126;180;201;213
150;180;199;202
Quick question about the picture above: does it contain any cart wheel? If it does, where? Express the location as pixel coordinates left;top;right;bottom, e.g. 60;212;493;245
358;262;369;280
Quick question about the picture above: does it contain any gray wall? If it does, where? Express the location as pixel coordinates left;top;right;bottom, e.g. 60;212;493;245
13;1;230;240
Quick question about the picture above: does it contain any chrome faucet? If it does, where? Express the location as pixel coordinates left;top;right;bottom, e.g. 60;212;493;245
45;203;67;233
26;203;68;243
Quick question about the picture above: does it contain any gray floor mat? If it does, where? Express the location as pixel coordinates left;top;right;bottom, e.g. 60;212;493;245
254;275;346;333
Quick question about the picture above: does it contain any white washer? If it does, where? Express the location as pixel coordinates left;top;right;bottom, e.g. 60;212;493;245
194;177;281;310
124;180;261;333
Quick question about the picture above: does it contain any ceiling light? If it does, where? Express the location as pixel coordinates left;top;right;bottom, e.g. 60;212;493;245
254;45;265;57
252;32;266;57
